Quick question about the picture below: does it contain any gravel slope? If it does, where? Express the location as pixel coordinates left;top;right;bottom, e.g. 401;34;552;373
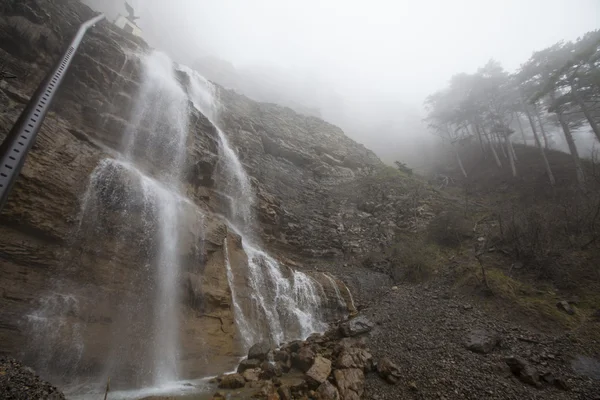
0;357;66;400
361;283;600;400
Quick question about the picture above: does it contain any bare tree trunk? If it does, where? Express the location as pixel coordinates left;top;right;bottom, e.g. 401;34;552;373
515;112;527;144
505;135;518;177
454;145;468;178
497;134;508;158
534;105;550;149
571;81;600;143
523;104;556;186
482;126;502;168
508;138;518;162
556;110;586;188
473;123;486;155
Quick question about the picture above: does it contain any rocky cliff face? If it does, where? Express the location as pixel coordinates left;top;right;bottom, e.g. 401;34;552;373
0;0;426;391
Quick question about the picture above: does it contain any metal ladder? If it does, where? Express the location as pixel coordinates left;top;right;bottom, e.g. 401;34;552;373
0;14;105;212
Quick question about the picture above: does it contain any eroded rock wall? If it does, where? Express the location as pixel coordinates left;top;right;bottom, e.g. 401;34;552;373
0;0;423;388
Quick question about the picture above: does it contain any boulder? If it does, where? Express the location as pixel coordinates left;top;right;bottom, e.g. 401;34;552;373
554;377;570;391
464;329;500;354
306;355;332;385
275;350;291;363
275;350;292;372
218;373;245;389
505;356;541;387
242;368;261;382
277;385;292;400
339;316;374;337
333;368;364;400
316;381;340;400
556;300;575;315
249;342;272;361
333;337;367;356
377;357;401;384
292;347;316;372
237;358;262;373
336;348;373;372
287;340;304;353
260;361;283;379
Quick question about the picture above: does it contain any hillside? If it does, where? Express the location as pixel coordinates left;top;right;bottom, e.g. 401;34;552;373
0;1;600;400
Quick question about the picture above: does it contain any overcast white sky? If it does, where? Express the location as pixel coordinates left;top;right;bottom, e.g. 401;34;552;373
85;0;599;165
125;0;600;103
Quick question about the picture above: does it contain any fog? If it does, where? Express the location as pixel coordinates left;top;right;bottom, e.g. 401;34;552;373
84;0;600;169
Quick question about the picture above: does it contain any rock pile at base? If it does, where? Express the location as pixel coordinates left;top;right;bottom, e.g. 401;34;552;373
212;316;401;399
0;357;66;400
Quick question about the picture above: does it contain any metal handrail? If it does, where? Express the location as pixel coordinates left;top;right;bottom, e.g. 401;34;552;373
0;13;105;213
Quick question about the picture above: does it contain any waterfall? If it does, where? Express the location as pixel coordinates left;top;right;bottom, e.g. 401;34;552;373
323;273;346;308
182;67;342;348
223;238;255;350
181;67;255;233
100;51;195;386
24;293;84;380
23;50;350;395
26;51;205;391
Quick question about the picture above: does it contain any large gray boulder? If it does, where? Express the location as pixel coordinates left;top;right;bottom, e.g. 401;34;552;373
237;358;261;373
464;329;500;354
336;348;373;372
339;316;374;337
316;381;340;400
218;373;245;389
334;368;365;400
248;342;272;361
306;355;332;384
505;356;541;387
292;347;316;372
377;357;401;384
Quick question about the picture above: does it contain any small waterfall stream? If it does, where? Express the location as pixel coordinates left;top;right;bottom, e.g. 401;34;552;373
183;67;340;348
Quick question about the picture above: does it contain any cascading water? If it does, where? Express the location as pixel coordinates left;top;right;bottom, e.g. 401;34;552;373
25;293;84;380
24;50;350;396
323;273;347;308
182;67;344;348
26;51;205;392
106;51;192;386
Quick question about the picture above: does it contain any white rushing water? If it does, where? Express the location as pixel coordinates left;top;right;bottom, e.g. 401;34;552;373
115;51;190;385
181;66;255;233
24;293;84;380
183;67;339;348
323;273;346;308
43;51;200;390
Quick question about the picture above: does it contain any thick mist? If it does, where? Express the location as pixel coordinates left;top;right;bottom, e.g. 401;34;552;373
83;0;600;170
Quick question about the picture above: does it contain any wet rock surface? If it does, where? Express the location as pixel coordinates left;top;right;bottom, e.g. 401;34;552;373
218;373;246;389
0;357;65;400
249;342;273;361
